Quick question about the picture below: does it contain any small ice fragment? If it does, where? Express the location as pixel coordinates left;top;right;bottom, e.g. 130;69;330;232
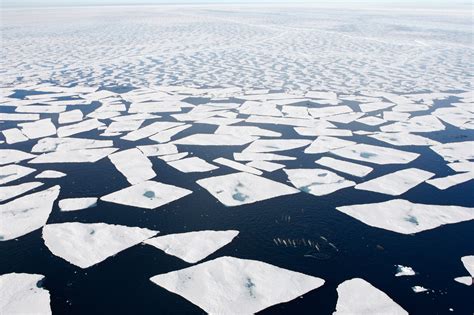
284;168;355;196
35;170;66;178
395;265;416;276
412;286;428;293
168;157;218;173
58;198;98;211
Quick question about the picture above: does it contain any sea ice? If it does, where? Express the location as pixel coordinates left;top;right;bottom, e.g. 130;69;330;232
395;265;416;276
426;172;474;190
42;222;158;268
168;157;218;173
58;198;98;211
101;180;192;209
121;122;184;141
430;141;474;162
150;256;324;314
0;149;36;165
0;164;36;185
35;170;66;178
196;172;299;206
0;273;51;315
58;109;83;124
2;128;28;144
173;134;257;146
284;168;355;196
246;160;285;172
369;132;440;146
336;199;474;234
331;144;419;165
333;278;407;315
0;186;60;241
108;148;156;184
0;182;43;203
213;157;262;175
29;148;118;164
355;168;434;196
144;230;239;263
57;119;104;137
19;118;57;139
315;157;373;177
304;136;356;154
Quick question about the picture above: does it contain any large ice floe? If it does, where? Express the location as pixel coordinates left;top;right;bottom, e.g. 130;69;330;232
144;230;239;263
42;222;158;268
0;186;60;241
285;168;355;196
333;278;408;315
150;256;324;314
196;172;299;206
101;180;192;209
0;273;51;315
331;144;419;165
336;199;474;234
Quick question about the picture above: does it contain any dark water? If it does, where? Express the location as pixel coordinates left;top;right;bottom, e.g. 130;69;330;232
1;90;473;315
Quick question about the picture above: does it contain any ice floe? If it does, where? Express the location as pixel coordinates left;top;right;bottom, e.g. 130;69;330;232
0;186;60;241
334;278;407;315
150;256;324;314
58;198;98;211
336;199;474;234
0;273;51;315
35;170;66;178
214;125;281;138
101;180;192;209
426;172;474;190
331;144;419;165
42;222;157;268
0;149;36;165
121;122;184;141
57;119;104;138
0;182;43;203
29;147;117;164
285;168;355;196
197;172;299;206
19;118;56;139
246;160;285;172
173;134;257;146
108;148;156;184
144;230;239;263
395;265;416;277
168;157;218;173
304;136;356;154
355;168;434;196
214;157;262;175
369;132;440;146
58;109;83;124
430;141;474;162
411;286;428;293
0;164;36;185
2;128;28;144
315;157;373;177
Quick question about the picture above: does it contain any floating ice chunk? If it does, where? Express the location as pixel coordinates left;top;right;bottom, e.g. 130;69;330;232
58;198;98;211
304;136;355;154
383;111;410;122
58;109;83;124
392;104;429;112
448;161;474;173
395;265;416;276
57;119;104;138
285;168;355;196
214;157;262;175
29;148;117;164
145;230;239;263
35;170;66;178
246;115;329;128
294;127;353;137
87;111;121;120
0;273;51;315
2;128;28;144
332;144;419;165
158;152;188;162
42;222;157;268
32;137;113;153
381;115;445;133
19;118;56;139
195;117;243;126
0;182;43;203
315;157;373;177
0;164;36;185
356;116;386;126
0;113;40;121
430;141;474;162
336;199;474;234
150;256;324;314
432;107;474;129
168;157;218;173
214;125;281;138
243;139;311;153
16;105;65;114
355;168;434;196
461;255;474;276
246;160;285;172
426;172;474;190
105;120;143;133
454;277;472;286
234;152;296;161
238;101;282;116
412;286;428;293
334;278;408;315
137;144;178;157
326;112;365;124
173;134;257;146
359;102;394;113
369;132;440;146
101;180;192;209
306;90;337;100
121;122;185;141
149;125;191;143
0;149;35;165
282;105;311;119
197;172;298;206
308;105;352;118
110;113;161;122
0;186;60;241
108;149;156;184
